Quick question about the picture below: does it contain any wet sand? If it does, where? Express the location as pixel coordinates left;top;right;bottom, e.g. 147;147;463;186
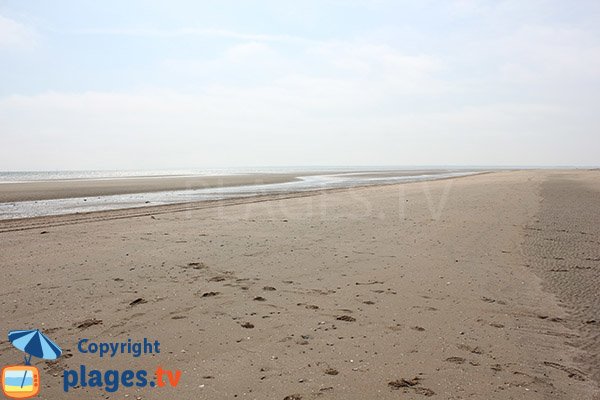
0;170;598;399
0;173;301;202
0;169;460;203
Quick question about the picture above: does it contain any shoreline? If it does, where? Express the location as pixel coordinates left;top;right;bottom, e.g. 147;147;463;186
0;171;488;231
0;170;482;220
0;169;473;203
0;173;302;202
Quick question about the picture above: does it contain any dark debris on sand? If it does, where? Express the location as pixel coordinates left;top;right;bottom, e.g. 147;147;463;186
388;377;420;388
414;387;436;396
76;318;103;329
389;377;435;397
185;262;207;270
129;298;147;306
445;356;466;364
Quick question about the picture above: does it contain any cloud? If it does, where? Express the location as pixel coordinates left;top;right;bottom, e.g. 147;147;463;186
68;26;314;45
2;1;600;168
0;14;36;48
162;38;448;100
225;41;275;61
1;82;596;169
308;41;447;95
498;25;600;82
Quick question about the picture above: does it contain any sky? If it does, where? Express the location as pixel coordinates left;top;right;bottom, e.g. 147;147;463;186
1;0;599;170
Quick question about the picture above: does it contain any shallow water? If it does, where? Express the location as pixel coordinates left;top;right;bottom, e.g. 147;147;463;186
0;166;449;183
0;169;481;219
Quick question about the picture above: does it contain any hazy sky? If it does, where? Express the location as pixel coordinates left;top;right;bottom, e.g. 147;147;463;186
1;0;599;170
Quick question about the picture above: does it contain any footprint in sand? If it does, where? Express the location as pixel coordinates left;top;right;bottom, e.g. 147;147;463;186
445;356;466;364
490;363;503;372
200;291;220;298
182;262;207;270
76;318;103;329
543;361;586;381
457;343;484;354
388;377;435;397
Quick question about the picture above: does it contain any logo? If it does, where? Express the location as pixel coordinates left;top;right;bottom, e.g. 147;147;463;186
2;329;62;399
63;338;182;393
3;331;181;396
1;366;39;399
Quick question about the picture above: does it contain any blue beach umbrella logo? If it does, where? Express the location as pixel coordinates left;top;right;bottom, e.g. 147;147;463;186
2;329;62;399
8;330;62;364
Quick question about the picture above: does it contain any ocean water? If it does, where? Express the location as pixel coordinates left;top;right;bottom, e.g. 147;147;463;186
0;168;482;220
0;169;248;183
0;166;466;183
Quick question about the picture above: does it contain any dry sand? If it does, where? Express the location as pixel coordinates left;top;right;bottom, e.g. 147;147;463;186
0;170;598;399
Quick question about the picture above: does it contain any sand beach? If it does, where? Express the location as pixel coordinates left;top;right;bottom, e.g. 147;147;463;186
0;170;598;399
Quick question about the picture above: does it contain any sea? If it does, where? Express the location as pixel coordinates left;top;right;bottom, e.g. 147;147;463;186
0;167;482;220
